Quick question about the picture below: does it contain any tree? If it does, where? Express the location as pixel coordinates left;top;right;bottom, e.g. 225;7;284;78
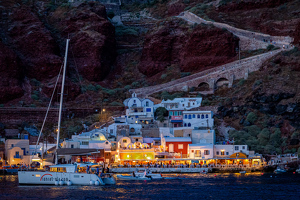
257;128;270;146
155;107;168;122
246;112;257;124
269;128;281;148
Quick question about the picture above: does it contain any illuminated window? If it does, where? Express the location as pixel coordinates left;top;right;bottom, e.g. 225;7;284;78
195;150;201;157
123;139;127;143
204;150;210;155
221;151;225;155
178;144;183;149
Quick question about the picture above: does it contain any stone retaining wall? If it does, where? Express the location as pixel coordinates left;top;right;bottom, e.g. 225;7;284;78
130;49;283;97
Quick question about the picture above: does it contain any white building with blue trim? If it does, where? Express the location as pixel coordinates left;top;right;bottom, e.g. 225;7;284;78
123;93;155;124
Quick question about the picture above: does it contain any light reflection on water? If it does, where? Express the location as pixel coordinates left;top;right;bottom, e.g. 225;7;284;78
1;173;300;200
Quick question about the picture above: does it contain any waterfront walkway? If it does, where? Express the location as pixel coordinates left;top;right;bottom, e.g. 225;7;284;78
110;165;263;173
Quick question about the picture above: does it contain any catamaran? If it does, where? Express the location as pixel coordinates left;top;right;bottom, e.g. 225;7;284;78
18;39;115;186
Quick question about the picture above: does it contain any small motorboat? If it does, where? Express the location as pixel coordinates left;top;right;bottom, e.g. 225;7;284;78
134;169;163;179
100;173;116;185
116;175;151;180
274;168;287;174
200;170;208;174
239;171;246;174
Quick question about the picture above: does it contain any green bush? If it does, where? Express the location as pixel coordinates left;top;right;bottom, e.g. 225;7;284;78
95;85;102;91
160;74;167;79
202;99;211;106
267;44;275;51
115;26;139;37
246;112;257;124
30;104;36;107
30;78;41;86
253;80;262;87
87;84;96;91
238;79;245;86
109;101;124;106
180;72;191;78
31;94;39;100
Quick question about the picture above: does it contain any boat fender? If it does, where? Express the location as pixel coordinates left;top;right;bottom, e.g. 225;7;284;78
67;181;72;186
55;181;59;186
59;181;64;185
90;180;95;185
95;181;100;186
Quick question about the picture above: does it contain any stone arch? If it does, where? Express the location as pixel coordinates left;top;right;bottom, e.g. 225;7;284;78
215;77;229;88
196;82;210;91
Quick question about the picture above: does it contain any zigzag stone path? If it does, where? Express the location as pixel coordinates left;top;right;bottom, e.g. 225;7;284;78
130;12;293;98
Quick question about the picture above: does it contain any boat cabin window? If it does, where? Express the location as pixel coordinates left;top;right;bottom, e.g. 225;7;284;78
50;167;67;172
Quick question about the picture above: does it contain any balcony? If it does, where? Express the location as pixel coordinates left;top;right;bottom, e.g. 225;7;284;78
171;116;183;123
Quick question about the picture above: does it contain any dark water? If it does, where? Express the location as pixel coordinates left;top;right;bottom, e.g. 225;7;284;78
1;173;300;200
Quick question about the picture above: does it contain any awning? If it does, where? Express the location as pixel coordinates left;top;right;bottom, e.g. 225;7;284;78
171;120;183;123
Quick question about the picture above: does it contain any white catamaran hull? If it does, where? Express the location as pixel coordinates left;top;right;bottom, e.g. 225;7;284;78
18;171;105;185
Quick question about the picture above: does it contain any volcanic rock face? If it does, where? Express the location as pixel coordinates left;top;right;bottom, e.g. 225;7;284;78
49;2;116;82
139;21;238;77
0;41;24;103
7;6;62;81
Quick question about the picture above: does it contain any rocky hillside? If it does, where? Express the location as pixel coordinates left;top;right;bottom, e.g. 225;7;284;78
0;0;116;105
0;0;300;153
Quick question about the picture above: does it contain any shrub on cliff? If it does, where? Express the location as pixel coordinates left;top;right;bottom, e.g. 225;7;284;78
246;112;257;124
109;101;124;107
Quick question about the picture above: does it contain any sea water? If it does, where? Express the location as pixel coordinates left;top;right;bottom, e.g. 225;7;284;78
0;173;299;200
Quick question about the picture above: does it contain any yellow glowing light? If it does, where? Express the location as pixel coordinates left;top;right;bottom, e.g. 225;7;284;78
102;109;105;112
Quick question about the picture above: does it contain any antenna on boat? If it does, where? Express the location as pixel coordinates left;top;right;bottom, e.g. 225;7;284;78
55;38;70;165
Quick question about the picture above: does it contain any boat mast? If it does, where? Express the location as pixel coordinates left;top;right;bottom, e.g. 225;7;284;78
55;39;70;165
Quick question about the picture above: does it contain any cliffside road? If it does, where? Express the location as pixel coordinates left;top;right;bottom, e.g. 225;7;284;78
178;11;293;50
130;12;293;98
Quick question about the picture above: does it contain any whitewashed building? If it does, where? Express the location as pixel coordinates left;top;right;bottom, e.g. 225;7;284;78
214;145;249;158
62;129;111;151
182;111;213;129
123;93;155;124
191;129;215;144
5;139;31;165
188;144;214;159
